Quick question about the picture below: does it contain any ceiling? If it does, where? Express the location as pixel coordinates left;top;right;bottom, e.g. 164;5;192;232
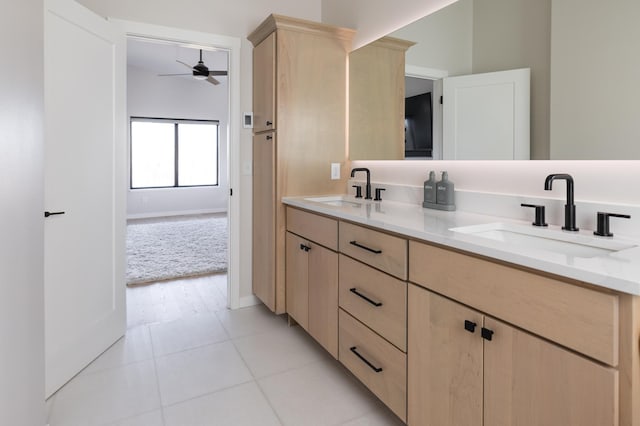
127;38;228;79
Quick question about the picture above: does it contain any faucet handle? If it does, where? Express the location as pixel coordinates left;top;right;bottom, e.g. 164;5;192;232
521;203;548;227
594;212;631;237
374;188;386;201
352;185;363;198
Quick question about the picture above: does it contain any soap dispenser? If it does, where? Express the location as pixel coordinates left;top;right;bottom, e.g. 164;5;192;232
423;171;437;206
436;171;455;207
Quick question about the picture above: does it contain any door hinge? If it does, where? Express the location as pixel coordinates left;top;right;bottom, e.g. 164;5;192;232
230;188;233;196
440;96;443;104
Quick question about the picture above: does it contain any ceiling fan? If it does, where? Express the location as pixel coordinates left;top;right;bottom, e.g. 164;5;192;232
159;49;227;85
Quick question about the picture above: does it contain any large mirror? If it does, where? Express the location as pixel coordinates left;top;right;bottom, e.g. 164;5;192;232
349;0;640;160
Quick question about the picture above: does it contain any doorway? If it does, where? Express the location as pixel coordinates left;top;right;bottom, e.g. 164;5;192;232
115;20;242;309
404;65;447;160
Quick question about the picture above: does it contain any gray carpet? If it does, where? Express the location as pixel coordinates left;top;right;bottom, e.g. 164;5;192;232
126;215;227;285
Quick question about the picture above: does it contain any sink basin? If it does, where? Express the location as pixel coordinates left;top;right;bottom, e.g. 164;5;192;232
304;195;363;208
450;222;637;258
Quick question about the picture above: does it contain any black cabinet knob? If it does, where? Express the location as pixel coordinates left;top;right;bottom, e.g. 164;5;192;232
481;327;494;341
464;320;477;333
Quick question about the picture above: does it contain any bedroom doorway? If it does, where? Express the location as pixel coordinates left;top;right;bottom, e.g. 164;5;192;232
118;21;242;313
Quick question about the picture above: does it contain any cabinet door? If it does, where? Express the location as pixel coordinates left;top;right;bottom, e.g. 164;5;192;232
308;244;338;358
253;32;275;133
484;317;618;426
408;285;483;426
252;132;276;310
285;232;308;330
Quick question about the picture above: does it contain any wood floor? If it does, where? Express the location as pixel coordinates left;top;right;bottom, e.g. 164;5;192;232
127;273;228;329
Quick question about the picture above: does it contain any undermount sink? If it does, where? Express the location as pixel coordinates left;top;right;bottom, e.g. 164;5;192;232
304;195;363;208
449;222;637;258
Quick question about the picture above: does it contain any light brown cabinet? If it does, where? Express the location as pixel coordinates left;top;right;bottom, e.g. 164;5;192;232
285;208;339;357
249;15;354;314
338;254;407;351
252;32;275;133
280;206;640;425
408;285;618;426
349;36;414;160
339;309;407;422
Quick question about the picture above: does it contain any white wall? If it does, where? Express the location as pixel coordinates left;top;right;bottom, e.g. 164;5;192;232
472;0;551;160
0;0;45;424
550;0;640;160
76;0;323;301
322;0;458;49
392;0;473;76
127;64;229;218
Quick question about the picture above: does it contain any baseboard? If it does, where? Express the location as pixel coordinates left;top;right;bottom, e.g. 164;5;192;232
237;294;261;309
127;208;227;220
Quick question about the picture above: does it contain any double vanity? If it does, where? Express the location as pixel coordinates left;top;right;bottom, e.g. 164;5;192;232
282;191;640;425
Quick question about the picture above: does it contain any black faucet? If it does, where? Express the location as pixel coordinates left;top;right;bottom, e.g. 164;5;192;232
350;168;372;200
544;173;579;231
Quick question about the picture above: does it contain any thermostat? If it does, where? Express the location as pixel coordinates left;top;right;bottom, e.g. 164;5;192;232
243;112;253;129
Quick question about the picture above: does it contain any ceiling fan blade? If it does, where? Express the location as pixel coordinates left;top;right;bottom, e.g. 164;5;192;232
206;76;220;85
158;73;192;77
207;70;228;76
176;59;195;71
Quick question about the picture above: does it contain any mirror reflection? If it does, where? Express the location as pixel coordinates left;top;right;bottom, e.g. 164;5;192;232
348;0;640;161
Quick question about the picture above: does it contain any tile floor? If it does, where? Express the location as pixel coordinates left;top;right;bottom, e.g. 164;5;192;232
46;274;404;425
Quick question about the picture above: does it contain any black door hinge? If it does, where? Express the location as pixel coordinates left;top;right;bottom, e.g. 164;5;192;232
230;188;233;196
440;96;443;104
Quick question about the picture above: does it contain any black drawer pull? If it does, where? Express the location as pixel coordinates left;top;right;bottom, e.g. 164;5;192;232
349;240;382;254
299;243;311;252
481;327;494;341
349;288;383;307
464;320;477;333
350;346;383;373
44;211;65;218
266;135;273;140
266;120;273;126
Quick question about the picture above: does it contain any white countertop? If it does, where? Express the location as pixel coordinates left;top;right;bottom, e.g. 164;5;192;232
282;195;640;295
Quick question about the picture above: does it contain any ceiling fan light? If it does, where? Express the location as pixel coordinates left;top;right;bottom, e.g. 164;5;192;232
193;74;208;80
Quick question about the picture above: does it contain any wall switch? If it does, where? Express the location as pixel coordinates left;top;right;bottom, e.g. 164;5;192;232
331;163;341;180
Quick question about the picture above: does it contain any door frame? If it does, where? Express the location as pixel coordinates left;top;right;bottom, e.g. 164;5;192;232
405;65;448;160
112;19;242;309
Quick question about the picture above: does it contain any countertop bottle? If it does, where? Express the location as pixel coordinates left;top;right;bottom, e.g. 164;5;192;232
436;171;455;206
423;171;437;205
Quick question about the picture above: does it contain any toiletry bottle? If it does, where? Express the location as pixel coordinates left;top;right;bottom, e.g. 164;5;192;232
436;171;455;206
423;171;437;205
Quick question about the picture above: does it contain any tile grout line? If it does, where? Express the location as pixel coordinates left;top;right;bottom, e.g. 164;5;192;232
147;325;168;426
230;334;286;426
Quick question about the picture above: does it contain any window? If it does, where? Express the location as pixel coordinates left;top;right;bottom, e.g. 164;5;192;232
130;118;219;189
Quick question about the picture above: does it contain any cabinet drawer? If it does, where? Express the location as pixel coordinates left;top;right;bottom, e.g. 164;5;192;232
339;221;407;279
339;255;407;351
409;240;619;366
287;207;338;250
339;309;406;422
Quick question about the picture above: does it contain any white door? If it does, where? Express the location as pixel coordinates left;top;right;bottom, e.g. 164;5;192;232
442;68;530;160
44;0;126;397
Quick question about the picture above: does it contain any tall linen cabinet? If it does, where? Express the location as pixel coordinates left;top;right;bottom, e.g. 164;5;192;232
248;15;354;313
